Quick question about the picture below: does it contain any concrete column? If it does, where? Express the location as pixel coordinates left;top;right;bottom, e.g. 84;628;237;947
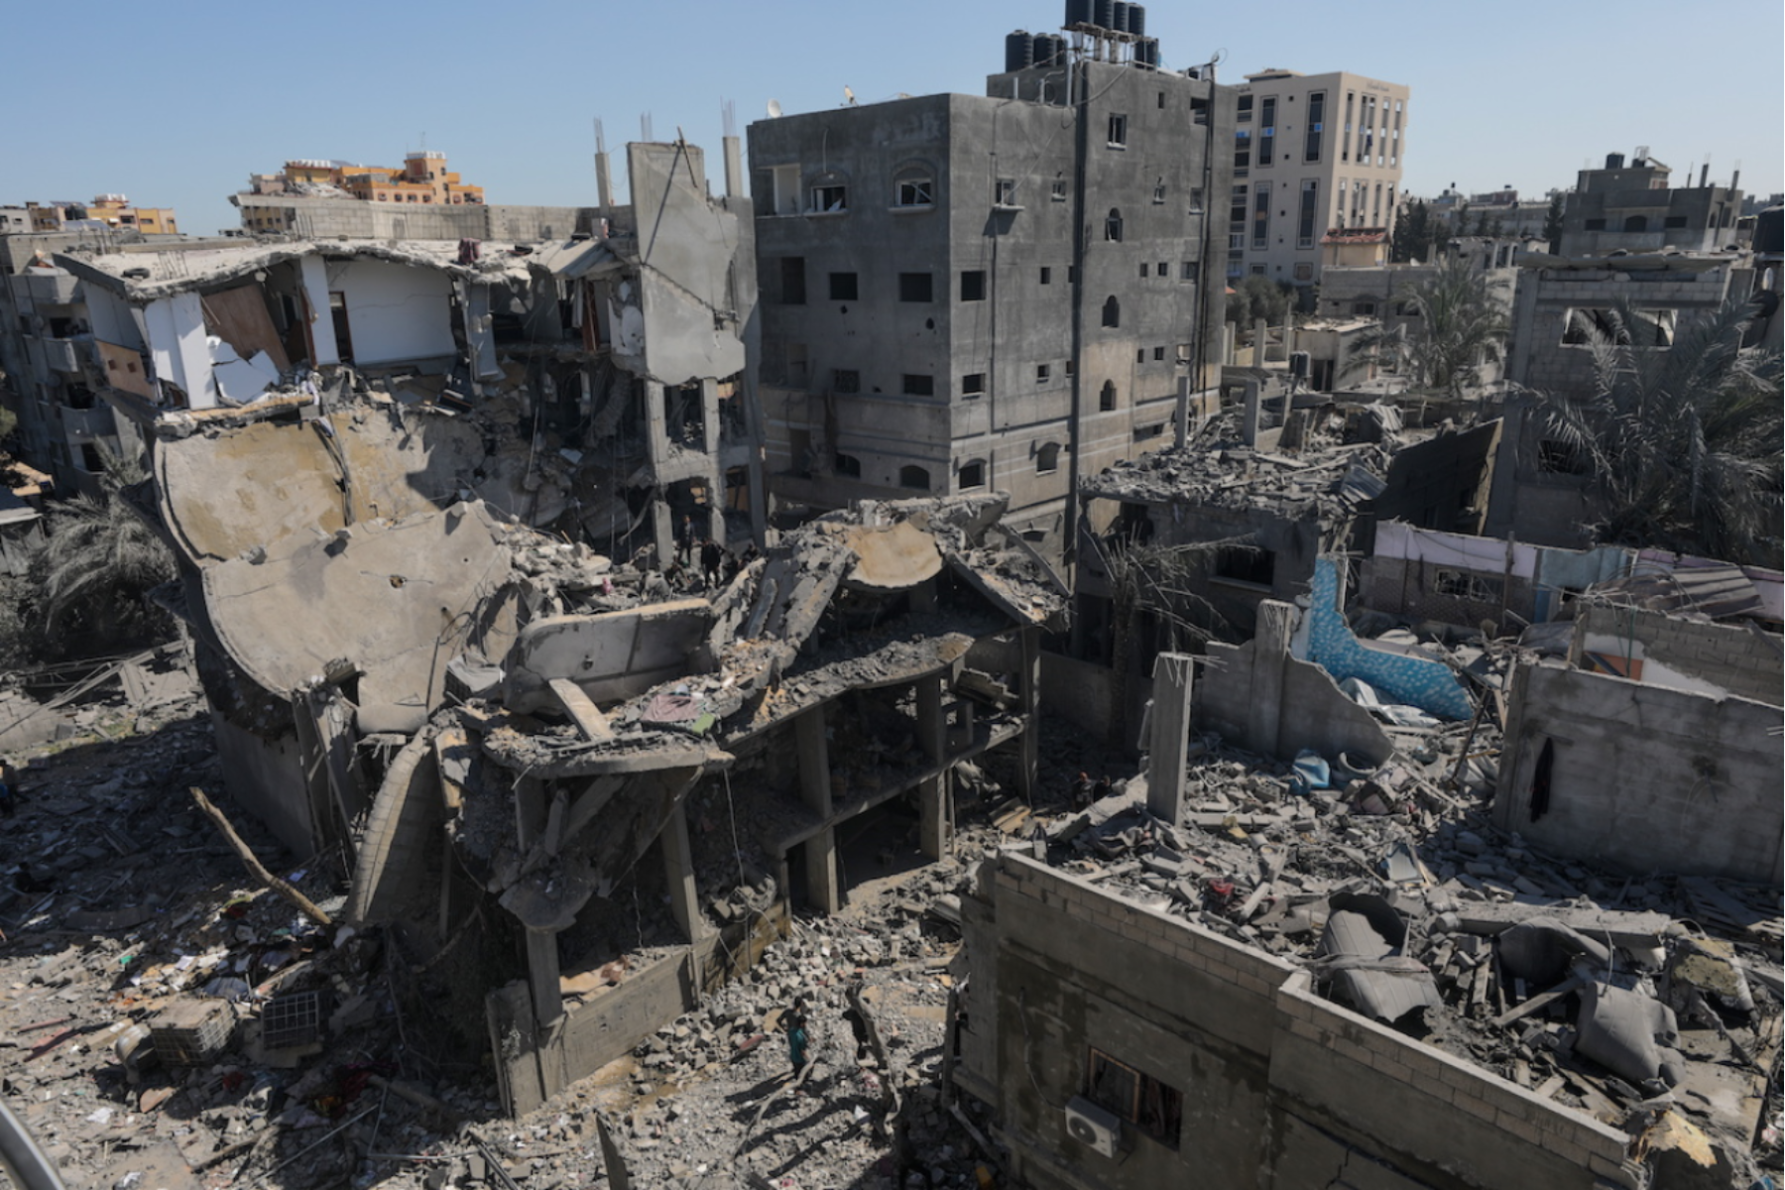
595;152;613;209
722;136;744;199
1241;378;1263;446
1253;316;1268;366
701;379;725;544
1173;374;1191;450
1013;628;1041;804
916;676;950;860
660;798;704;993
525;928;563;1026
1248;601;1297;759
1146;653;1195;824
796;708;840;913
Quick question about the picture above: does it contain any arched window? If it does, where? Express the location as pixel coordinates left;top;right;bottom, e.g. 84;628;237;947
834;453;862;477
1623;215;1647;233
893;162;935;209
1102;296;1120;328
1105;207;1123;241
1036;442;1061;473
899;464;931;490
958;459;987;490
1099;380;1117;411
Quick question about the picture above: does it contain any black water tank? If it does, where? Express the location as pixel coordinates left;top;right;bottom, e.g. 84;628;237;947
1112;1;1131;33
1032;34;1064;66
1065;0;1092;26
1093;0;1115;30
1605;152;1626;169
1757;206;1782;255
1135;37;1159;66
1127;3;1145;36
1006;30;1034;72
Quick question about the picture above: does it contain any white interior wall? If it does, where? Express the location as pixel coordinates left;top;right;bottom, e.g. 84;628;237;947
323;259;455;366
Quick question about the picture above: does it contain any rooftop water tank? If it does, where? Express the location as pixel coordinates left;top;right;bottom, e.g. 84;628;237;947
1112;1;1131;33
1065;0;1093;26
1005;30;1035;72
1127;4;1146;36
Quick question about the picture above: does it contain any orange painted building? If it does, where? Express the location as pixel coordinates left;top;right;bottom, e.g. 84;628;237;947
248;151;485;207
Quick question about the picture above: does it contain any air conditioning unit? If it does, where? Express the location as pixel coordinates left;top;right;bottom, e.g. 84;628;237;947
1064;1095;1121;1158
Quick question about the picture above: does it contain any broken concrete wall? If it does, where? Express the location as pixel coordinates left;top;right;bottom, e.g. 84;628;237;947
1494;661;1785;885
323;258;457;366
625;142;749;386
1197;609;1395;767
209;709;317;857
142;291;216;408
503;599;713;713
1307;557;1475;720
1571;604;1784;705
961;854;1640;1190
1265;971;1637;1190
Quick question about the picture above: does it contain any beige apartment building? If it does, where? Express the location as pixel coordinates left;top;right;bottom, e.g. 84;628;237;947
1228;69;1409;299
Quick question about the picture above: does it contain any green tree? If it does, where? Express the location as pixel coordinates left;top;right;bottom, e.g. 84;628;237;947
1534;298;1783;566
39;445;176;647
1344;254;1509;399
1392;198;1435;263
1542;192;1565;252
1224;274;1293;329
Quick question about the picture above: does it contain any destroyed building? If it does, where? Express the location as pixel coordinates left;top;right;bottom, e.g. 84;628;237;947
746;36;1233;532
1074;400;1501;648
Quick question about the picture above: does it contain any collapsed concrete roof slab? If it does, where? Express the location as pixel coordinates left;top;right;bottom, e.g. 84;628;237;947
504;599;713;714
154;403;549;566
839;519;944;590
201;501;516;734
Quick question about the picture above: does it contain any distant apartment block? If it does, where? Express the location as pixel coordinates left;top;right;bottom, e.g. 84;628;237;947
1229;69;1409;295
5;196;179;235
1559;150;1743;257
239;151;486;234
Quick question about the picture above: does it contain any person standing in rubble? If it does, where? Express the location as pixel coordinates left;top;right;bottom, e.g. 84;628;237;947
677;515;696;567
783;996;812;1086
1092;774;1113;802
700;538;723;589
1070;771;1094;812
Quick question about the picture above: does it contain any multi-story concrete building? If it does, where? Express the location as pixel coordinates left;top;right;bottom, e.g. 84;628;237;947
1558;150;1743;257
0;226;156;495
747;49;1234;533
17;197;179;235
239;151;486;234
1228;69;1409;297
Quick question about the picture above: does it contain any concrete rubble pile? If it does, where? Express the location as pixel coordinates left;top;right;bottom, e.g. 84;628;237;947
1028;680;1783;1184
0;685;1031;1190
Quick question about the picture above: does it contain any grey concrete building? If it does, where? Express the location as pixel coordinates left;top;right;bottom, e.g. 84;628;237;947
1558;150;1743;258
0;226;159;495
747;54;1233;533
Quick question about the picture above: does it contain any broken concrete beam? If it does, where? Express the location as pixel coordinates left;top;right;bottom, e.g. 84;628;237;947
548;679;614;741
1450;902;1672;950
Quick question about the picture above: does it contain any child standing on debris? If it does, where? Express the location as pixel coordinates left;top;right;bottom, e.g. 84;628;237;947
678;515;696;567
784;996;811;1084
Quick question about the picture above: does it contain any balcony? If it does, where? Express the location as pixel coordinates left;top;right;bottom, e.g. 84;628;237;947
41;336;83;375
59;403;116;440
25;272;80;305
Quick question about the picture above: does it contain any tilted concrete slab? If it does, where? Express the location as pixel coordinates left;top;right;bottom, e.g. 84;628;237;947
155;404;558;567
504;599;713;714
840;519;943;590
201;501;516;734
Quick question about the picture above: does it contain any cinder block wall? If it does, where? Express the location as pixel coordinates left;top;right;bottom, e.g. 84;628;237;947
1495;661;1785;883
1574;604;1784;706
962;854;1642;1190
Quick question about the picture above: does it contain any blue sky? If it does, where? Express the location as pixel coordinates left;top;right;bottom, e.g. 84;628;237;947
6;0;1779;233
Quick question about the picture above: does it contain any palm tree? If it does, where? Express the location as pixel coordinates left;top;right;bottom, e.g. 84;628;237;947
39;445;175;644
1532;296;1783;567
1345;253;1510;399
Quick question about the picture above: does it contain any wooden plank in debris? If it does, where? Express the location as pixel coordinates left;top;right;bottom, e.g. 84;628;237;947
1490;977;1583;1029
547;679;613;742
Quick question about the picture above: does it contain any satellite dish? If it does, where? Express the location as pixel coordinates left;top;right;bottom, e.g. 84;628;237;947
843;86;856;106
766;99;783;119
